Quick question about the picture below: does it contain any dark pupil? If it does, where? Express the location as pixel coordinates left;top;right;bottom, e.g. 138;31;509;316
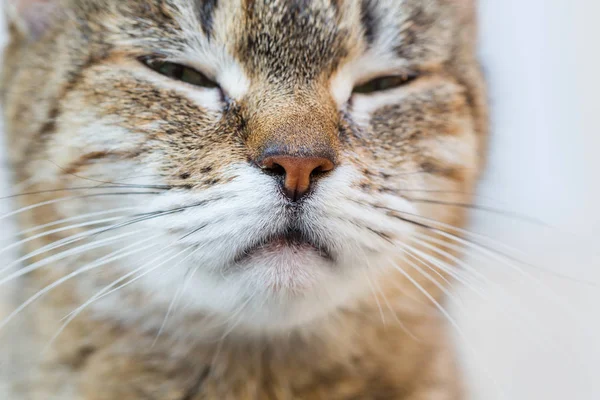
150;61;218;88
353;75;415;94
159;62;185;80
372;78;394;91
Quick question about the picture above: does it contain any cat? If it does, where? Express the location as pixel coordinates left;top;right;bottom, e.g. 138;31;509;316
0;0;487;398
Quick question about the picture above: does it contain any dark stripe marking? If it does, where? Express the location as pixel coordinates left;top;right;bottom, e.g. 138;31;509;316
361;0;378;45
195;0;219;39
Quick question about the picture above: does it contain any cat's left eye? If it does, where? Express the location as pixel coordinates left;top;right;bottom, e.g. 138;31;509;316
353;73;419;94
139;57;219;89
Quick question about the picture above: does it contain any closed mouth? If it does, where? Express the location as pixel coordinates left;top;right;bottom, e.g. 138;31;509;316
234;227;334;264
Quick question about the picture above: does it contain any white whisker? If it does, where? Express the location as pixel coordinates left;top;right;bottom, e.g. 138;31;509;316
60;248;178;323
209;292;259;365
388;256;506;398
362;268;386;325
403;239;487;301
20;207;137;235
0;229;147;286
0;223;130;276
421;226;585;321
397;208;595;286
153;246;206;346
408;233;574;353
48;244;194;352
0;196;99;222
0;233;160;332
0;216;129;260
375;206;589;322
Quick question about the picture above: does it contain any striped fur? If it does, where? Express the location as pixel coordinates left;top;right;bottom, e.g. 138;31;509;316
1;0;487;398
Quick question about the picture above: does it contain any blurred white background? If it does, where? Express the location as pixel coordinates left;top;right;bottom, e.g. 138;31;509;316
0;0;598;399
456;0;600;399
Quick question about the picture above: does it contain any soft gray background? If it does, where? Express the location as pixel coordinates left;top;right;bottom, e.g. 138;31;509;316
1;1;599;399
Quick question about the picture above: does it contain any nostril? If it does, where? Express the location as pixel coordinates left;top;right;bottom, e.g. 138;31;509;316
270;163;286;177
260;159;287;177
258;155;336;201
310;165;326;177
314;159;334;174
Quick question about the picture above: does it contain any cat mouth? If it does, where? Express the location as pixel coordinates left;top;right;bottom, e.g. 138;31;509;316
233;227;334;264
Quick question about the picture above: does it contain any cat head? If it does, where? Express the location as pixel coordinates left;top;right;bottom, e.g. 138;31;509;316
2;0;486;334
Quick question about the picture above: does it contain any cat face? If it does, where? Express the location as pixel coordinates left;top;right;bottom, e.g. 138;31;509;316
2;0;486;333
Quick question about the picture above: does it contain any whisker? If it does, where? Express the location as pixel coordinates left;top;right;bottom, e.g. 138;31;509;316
0;192;161;223
343;237;418;340
48;244;194;352
178;224;209;240
59;227;220;348
389;255;472;342
408;205;593;285
159;237;233;324
353;197;597;290
91;197;225;238
411;224;588;320
0;215;130;260
210;292;258;361
405;197;547;226
19;207;137;236
0;233;160;332
153;247;206;345
403;239;484;299
362;268;386;325
404;248;458;291
408;233;573;352
58;246;182;324
387;256;506;398
397;249;459;307
426;229;587;325
105;173;171;183
90;209;185;237
0;220;145;276
401;241;505;312
328;228;413;335
0;229;147;286
46;159;176;190
408;233;491;288
0;195;228;277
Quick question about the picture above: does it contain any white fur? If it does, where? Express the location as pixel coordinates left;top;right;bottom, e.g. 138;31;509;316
169;1;251;100
349;88;411;127
330;53;412;107
85;163;419;335
33;59;426;335
330;0;410;106
130;61;224;112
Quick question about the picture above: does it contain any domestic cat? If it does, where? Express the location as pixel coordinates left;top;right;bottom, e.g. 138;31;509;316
1;0;487;398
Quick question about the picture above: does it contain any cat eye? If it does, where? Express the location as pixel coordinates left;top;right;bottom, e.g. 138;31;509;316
352;73;419;94
139;57;219;89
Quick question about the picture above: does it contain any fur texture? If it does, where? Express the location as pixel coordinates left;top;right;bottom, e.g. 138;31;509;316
1;0;487;398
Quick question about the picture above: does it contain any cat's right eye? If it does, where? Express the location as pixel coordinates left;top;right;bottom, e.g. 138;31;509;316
139;56;219;89
352;72;419;94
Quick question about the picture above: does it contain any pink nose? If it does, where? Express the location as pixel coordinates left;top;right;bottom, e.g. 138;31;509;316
259;155;335;201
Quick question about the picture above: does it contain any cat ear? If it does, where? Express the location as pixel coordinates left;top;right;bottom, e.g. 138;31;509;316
5;0;60;39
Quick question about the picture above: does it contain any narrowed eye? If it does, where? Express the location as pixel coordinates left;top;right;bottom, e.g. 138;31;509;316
352;73;419;94
139;57;219;89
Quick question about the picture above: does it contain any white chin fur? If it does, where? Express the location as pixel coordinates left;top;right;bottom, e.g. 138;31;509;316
89;164;417;336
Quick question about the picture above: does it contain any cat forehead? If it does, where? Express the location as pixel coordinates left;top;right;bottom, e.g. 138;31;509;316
174;0;348;82
98;0;461;80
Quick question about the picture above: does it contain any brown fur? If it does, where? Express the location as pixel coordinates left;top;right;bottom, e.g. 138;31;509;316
1;0;487;398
